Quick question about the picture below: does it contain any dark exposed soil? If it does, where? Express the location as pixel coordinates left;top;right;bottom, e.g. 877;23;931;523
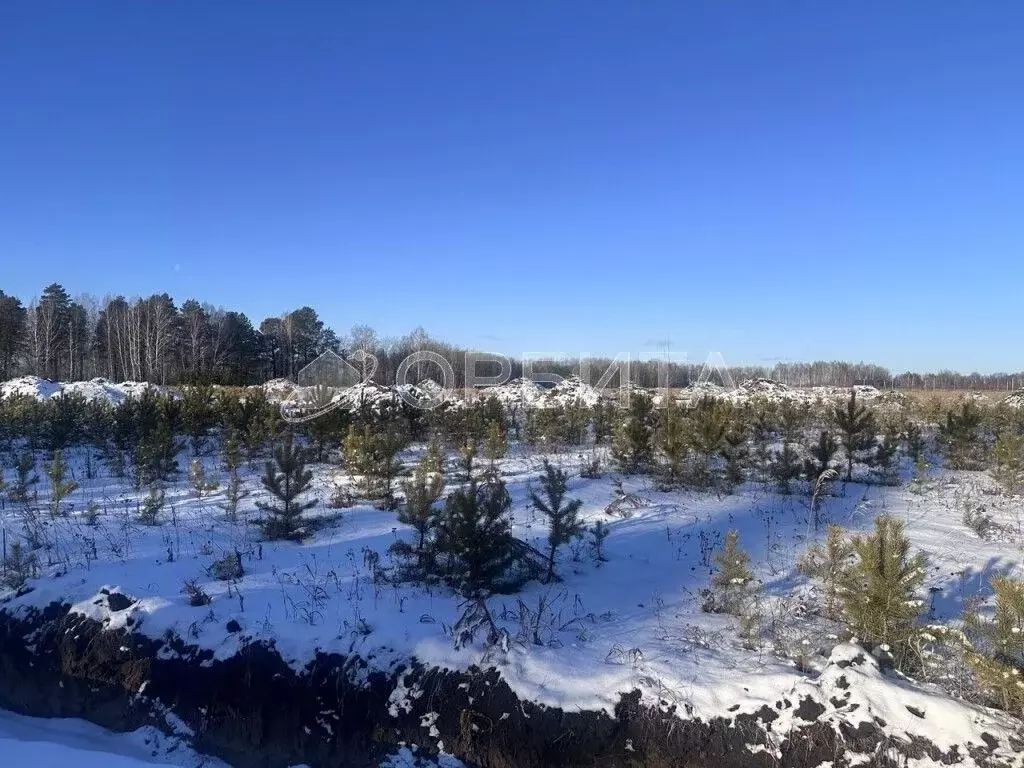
0;594;1008;768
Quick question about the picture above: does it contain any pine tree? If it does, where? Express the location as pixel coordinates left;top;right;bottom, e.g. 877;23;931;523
436;476;515;598
421;437;444;476
483;420;507;466
343;424;371;492
589;520;610;564
903;422;926;465
938;401;985;470
530;461;584;583
257;432;317;541
219;467;248;523
873;424;901;484
992;432;1024;496
778;401;808;444
221;427;243;474
132;420;184;488
963;577;1024;714
834;391;877;481
612;392;654;473
770;442;802;494
689;397;731;487
751;408;776;483
344;423;406;501
181;384;216;455
9;452;38;506
656;397;689;486
798;524;853;619
458;436;478;481
710;529;755;615
804;430;839;482
721;425;749;492
1;541;36;590
44;449;77;517
137;486;165;525
189;458;219;497
841;515;925;668
393;453;446;576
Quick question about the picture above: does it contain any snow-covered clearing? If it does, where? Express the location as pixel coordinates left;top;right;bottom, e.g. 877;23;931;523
0;709;225;767
1;434;1022;764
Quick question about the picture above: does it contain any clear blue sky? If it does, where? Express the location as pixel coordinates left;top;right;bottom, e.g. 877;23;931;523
1;2;1022;373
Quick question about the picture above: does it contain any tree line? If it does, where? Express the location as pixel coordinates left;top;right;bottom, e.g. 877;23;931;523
0;284;1021;390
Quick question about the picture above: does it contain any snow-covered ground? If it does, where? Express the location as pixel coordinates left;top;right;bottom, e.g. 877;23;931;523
0;432;1022;765
0;709;225;767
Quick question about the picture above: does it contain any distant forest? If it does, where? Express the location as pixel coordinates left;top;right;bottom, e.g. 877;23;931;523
0;283;1020;391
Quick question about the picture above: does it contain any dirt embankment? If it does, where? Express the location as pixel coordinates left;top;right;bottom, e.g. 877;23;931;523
0;594;1009;768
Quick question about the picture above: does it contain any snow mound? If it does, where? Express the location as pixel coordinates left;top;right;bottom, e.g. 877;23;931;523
1002;390;1024;409
395;378;449;408
474;378;545;408
260;378;296;403
0;377;162;405
537;375;603;408
776;643;1023;764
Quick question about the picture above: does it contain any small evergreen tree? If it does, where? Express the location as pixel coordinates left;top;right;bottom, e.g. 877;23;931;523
181;384;216;455
938;401;985;470
612;392;655;473
257;432;317;541
219;468;249;523
9;452;38;506
770;442;802;494
656;397;689;486
709;529;755;615
132;421;184;488
963;577;1024;715
834;391;877;481
688;397;731;487
1;541;36;590
436;476;515;598
137;486;166;525
804;430;839;482
751;409;776;483
992;432;1024;496
483;420;507;466
841;515;925;669
44;449;77;517
344;423;406;502
421;437;444;476
798;524;854;619
873;424;901;484
721;425;749;492
530;461;584;583
903;421;926;465
221;427;243;474
189;458;219;497
392;454;446;576
589;520;610;564
458;436;478;481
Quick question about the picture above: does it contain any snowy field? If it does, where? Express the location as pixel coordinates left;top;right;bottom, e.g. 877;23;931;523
1;429;1023;765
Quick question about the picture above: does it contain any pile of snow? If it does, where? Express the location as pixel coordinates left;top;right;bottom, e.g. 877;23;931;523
535;375;603;408
472;378;545;408
0;376;162;405
1003;389;1024;409
395;378;449;408
260;378;296;403
674;381;726;403
773;643;1022;765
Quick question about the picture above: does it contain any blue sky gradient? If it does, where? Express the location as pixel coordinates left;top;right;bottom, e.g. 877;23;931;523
1;2;1022;372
